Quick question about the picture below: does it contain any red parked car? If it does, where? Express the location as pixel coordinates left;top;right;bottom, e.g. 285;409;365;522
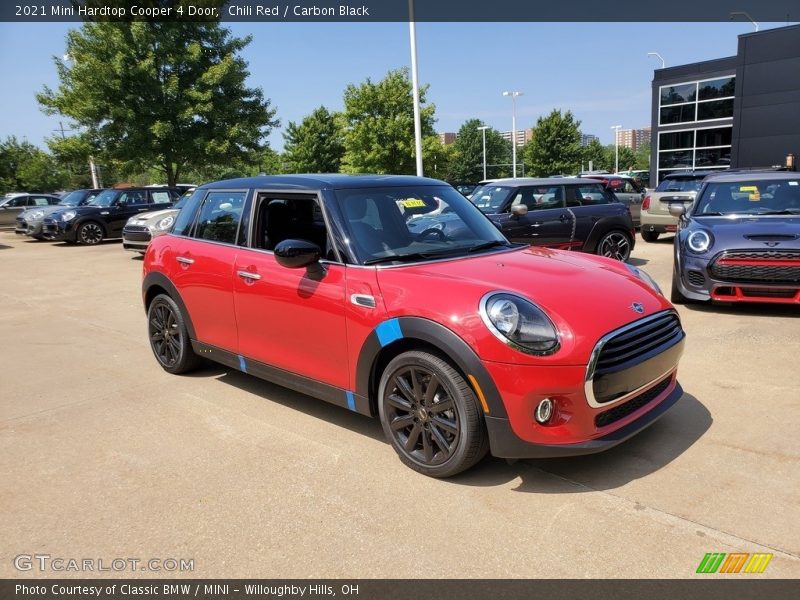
142;175;686;477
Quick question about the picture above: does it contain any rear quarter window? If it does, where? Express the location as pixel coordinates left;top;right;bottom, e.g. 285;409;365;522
172;189;206;236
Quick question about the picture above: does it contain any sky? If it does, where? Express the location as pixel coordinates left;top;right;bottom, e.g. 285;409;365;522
0;21;794;152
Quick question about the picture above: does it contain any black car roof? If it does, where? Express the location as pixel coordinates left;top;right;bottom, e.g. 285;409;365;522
699;171;800;183
661;171;719;180
479;177;600;186
199;174;445;191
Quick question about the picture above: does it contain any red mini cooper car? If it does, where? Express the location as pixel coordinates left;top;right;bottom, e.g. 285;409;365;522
142;175;686;477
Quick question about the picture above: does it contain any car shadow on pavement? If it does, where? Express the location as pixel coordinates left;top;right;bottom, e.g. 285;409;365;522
628;257;649;267
0;243;11;250
450;392;711;493
192;365;386;443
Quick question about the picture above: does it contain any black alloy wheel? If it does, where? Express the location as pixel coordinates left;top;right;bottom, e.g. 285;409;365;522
597;231;632;262
77;221;104;245
147;294;200;374
378;351;488;477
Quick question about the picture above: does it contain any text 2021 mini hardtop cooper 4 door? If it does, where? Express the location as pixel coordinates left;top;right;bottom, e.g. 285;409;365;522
143;175;686;477
671;170;800;304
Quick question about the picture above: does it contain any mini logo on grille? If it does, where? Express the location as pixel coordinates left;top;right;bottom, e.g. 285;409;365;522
630;302;644;314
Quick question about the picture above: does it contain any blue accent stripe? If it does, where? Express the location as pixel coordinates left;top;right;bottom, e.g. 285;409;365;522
346;391;356;412
238;355;247;373
375;318;402;347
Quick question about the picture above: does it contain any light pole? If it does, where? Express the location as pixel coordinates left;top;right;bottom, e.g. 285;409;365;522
503;91;523;178
647;52;665;69
730;11;759;31
477;125;489;180
408;0;423;176
62;52;101;188
611;125;622;173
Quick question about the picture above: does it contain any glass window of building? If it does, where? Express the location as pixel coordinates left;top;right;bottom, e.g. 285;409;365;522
657;125;733;183
658;76;735;126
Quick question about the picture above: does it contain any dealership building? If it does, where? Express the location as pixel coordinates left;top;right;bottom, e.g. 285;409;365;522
650;24;800;185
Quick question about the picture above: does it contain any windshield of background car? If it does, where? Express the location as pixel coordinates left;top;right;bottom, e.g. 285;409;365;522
334;185;509;264
468;185;514;213
694;179;800;216
87;189;120;207
656;177;704;193
59;191;89;206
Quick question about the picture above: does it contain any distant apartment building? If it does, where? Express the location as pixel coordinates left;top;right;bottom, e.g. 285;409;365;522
500;128;534;147
615;127;651;150
438;132;457;145
581;133;599;146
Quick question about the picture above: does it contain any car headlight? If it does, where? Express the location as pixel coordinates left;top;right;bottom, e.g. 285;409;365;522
480;292;560;355
29;210;45;219
156;215;174;231
625;264;663;296
61;211;76;221
686;230;713;254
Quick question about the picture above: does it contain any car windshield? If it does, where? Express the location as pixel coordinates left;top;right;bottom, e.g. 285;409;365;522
694;179;800;216
468;185;514;213
59;191;87;206
656;177;704;193
334;185;510;265
87;189;120;207
173;194;191;210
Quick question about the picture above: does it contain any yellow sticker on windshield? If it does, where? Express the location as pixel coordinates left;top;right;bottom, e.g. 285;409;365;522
400;198;426;208
740;186;760;201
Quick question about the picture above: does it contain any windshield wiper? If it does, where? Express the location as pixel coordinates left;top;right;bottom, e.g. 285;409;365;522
756;209;800;215
363;250;458;265
466;240;511;253
697;211;724;216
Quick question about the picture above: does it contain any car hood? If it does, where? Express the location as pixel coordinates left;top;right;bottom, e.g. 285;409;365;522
19;205;70;220
689;215;800;249
375;246;673;364
126;208;178;225
46;205;109;219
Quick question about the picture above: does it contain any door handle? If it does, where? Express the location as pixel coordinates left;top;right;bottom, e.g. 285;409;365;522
176;256;194;265
237;270;261;281
531;221;543;227
137;208;149;212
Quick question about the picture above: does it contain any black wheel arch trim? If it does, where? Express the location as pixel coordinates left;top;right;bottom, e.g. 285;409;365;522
355;316;508;419
142;272;197;340
583;219;635;253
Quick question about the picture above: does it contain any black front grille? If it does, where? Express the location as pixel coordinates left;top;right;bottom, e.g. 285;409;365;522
123;227;151;242
687;270;705;287
740;287;796;298
712;264;800;283
595;376;673;428
721;251;800;260
124;225;149;233
595;312;682;374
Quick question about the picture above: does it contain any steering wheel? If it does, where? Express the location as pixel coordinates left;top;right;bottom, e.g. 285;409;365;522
417;227;447;242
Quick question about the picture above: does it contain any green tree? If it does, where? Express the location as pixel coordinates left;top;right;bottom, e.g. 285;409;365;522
38;21;278;187
421;135;455;180
283;106;344;173
634;141;651;170
581;138;612;172
0;137;68;193
522;110;583;176
450;119;512;183
340;68;436;174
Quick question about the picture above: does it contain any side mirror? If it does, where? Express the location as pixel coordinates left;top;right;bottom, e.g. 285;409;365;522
510;204;528;218
274;239;322;270
668;203;686;218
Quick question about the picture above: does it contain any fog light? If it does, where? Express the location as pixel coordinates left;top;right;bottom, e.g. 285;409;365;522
535;398;554;424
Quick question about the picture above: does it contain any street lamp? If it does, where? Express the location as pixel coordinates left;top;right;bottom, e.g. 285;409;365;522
502;91;523;178
647;52;665;69
611;125;622;173
408;0;423;176
730;11;759;32
477;126;489;180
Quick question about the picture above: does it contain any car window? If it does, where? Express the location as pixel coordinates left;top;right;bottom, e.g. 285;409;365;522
192;191;246;244
31;197;51;206
150;191;172;204
469;185;514;213
172;188;205;236
8;196;29;207
566;184;611;206
656;177;704;193
695;179;800;215
118;191;146;206
335;185;508;264
510;186;564;210
253;195;331;257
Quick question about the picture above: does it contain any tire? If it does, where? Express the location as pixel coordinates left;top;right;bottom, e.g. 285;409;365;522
378;350;489;478
641;230;660;243
596;230;632;262
76;221;104;245
147;294;201;374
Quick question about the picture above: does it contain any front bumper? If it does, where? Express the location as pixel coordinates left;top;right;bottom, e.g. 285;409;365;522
41;218;74;241
15;218;44;237
677;250;800;304
122;225;153;253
